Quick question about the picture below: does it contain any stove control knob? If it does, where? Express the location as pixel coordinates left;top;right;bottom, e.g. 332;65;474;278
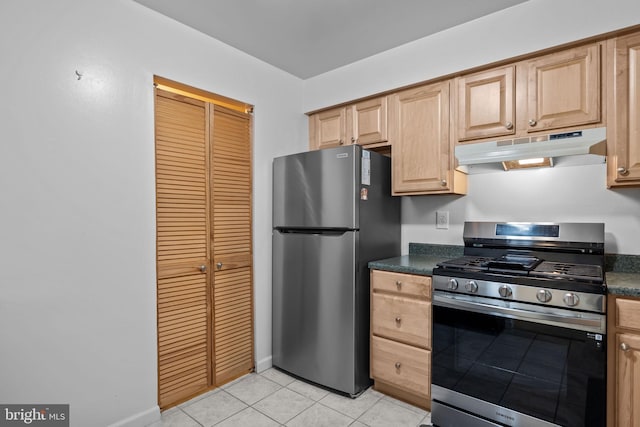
536;289;552;303
498;285;512;298
465;280;478;293
563;293;580;307
447;278;459;290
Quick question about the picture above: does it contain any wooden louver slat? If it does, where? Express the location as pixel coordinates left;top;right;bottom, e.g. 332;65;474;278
155;89;210;409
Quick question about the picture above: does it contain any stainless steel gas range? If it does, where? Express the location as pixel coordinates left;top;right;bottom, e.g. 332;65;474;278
431;222;606;427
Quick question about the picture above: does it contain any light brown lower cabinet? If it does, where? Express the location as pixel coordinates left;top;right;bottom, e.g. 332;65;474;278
608;295;640;427
370;269;432;409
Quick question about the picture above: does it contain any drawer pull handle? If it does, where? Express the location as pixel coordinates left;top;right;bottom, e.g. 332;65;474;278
395;317;402;325
396;281;402;290
395;362;401;370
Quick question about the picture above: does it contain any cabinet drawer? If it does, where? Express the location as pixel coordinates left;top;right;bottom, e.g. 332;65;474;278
371;335;430;398
372;293;431;348
371;270;431;299
616;298;640;332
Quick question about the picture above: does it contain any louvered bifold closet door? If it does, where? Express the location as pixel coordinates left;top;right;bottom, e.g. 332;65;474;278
210;105;254;384
155;89;211;408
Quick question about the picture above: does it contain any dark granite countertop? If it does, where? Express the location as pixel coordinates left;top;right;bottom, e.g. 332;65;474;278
368;243;640;298
368;254;447;276
606;272;640;298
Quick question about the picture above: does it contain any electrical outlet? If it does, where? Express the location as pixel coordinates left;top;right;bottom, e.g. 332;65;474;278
436;211;449;229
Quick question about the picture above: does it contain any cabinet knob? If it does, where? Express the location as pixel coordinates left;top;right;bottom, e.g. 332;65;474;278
339;139;344;145
528;119;537;127
395;316;402;325
199;264;207;273
621;342;631;352
216;262;223;270
395;362;402;369
395;280;402;290
440;179;447;187
505;121;514;130
617;167;629;176
351;136;356;143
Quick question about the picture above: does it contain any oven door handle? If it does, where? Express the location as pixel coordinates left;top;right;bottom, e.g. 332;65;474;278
433;293;606;334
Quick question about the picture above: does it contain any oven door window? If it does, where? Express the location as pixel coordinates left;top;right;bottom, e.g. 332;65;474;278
432;305;606;426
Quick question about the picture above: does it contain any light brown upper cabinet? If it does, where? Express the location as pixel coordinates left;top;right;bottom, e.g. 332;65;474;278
390;81;466;195
309;96;388;150
607;31;640;187
525;43;601;132
350;96;388;145
309;106;347;150
456;43;602;144
457;66;516;141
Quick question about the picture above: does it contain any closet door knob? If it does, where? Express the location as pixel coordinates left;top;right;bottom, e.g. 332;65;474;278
199;265;207;273
216;262;223;270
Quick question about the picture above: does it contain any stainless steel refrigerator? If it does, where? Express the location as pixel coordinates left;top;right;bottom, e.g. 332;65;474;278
272;145;401;396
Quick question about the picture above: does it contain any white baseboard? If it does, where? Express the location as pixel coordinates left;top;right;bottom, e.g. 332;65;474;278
255;355;273;373
108;405;160;427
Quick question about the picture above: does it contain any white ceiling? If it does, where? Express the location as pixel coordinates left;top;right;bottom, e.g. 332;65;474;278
134;0;528;79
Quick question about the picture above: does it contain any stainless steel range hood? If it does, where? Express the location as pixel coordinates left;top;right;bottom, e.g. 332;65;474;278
455;127;606;173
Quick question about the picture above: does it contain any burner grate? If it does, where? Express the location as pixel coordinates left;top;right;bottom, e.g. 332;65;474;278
437;256;493;271
530;262;603;282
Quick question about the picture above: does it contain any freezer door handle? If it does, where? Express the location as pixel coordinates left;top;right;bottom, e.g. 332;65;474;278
275;228;352;236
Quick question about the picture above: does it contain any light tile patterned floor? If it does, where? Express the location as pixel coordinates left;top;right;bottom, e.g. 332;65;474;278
152;369;432;427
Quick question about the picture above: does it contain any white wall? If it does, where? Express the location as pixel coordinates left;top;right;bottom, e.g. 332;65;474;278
0;1;306;426
303;0;640;255
2;1;640;426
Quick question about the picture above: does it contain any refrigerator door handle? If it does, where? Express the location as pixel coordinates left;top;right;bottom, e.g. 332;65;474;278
275;228;353;236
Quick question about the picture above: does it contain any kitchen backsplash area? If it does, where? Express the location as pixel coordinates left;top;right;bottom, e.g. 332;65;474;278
401;163;640;255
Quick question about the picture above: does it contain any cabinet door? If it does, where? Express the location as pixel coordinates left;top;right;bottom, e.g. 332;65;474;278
309;107;347;150
390;81;451;194
526;44;600;132
609;32;640;186
351;96;388;145
457;66;515;141
616;333;640;427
